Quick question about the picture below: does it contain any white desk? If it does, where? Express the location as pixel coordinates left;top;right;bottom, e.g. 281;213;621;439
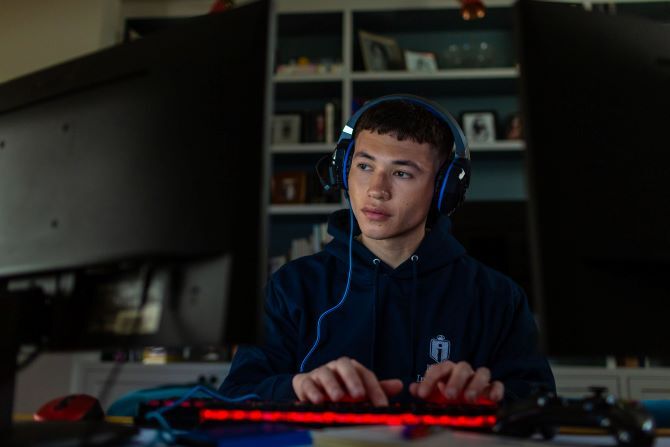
312;427;669;447
132;426;670;447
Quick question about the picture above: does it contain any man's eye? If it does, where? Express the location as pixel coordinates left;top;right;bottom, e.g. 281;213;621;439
395;171;412;178
357;163;371;170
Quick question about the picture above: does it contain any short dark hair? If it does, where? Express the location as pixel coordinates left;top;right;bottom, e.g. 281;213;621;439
353;99;454;163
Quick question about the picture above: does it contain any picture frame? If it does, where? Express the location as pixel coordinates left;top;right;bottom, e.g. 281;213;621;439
358;30;404;71
271;114;302;145
460;111;497;144
404;50;438;72
504;112;523;140
271;171;307;204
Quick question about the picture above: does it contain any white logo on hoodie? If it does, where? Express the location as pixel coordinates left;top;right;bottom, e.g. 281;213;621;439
429;335;451;363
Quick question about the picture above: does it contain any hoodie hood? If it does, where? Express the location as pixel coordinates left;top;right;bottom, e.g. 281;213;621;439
324;208;467;277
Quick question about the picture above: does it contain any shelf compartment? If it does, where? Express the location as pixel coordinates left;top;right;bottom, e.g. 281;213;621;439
276;12;343;71
353;6;515;34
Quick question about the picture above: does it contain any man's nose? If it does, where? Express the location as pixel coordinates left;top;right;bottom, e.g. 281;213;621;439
368;172;391;200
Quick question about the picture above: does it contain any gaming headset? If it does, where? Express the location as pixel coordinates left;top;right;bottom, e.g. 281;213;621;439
319;93;471;217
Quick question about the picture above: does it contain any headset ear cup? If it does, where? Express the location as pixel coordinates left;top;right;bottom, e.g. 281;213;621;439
435;157;471;216
432;162;448;214
339;139;355;191
326;139;353;191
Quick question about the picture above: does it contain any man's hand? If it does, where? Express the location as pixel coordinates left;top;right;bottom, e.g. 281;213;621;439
409;361;504;403
292;357;403;406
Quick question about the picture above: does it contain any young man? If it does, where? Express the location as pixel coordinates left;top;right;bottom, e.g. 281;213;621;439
220;97;554;406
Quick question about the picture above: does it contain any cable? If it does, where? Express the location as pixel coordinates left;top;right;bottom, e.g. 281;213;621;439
15;345;42;373
299;200;355;373
143;385;260;444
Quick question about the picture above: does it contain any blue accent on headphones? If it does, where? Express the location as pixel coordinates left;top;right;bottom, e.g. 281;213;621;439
340;140;355;191
323;94;471;217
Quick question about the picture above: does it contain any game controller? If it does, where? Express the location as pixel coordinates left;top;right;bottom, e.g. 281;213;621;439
493;387;656;446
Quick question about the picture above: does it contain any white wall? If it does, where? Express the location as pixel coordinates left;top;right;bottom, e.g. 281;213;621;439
14;352;99;415
0;0;121;83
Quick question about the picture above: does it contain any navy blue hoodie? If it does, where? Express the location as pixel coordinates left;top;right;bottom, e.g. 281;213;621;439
220;209;555;402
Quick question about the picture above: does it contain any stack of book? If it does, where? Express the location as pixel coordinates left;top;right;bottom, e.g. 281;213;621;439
268;222;333;274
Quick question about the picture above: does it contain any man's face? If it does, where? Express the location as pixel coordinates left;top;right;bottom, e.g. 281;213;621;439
348;130;441;244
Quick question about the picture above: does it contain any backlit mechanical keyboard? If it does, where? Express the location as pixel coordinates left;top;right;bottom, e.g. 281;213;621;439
138;398;499;430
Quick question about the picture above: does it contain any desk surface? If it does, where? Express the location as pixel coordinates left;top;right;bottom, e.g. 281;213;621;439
133;426;670;447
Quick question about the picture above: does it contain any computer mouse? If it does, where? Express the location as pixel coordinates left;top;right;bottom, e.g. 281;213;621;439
34;394;105;422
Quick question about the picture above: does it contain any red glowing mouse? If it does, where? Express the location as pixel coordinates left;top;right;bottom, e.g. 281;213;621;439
34;394;104;422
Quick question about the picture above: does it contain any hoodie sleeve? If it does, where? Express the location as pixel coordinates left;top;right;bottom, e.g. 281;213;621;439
489;285;556;402
219;277;300;401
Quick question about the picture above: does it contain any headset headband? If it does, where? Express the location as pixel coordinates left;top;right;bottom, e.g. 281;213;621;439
337;94;470;162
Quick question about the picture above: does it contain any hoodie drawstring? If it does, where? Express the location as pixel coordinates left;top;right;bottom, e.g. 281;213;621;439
410;255;419;378
370;258;381;370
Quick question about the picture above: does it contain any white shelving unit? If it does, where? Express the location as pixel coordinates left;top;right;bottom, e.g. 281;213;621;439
271;0;522;224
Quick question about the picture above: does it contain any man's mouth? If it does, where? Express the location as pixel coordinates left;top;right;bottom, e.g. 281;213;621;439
362;207;391;221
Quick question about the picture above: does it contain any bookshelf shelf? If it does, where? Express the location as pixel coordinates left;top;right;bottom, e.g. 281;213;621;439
272;143;334;154
270;204;344;215
273;68;519;84
271;141;524;154
470;140;525;152
350;67;519;82
273;73;343;83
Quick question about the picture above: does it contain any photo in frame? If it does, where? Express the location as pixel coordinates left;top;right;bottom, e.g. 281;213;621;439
271;171;307;204
358;30;404;71
404;50;438;72
272;114;302;145
461;111;497;144
504;112;523;140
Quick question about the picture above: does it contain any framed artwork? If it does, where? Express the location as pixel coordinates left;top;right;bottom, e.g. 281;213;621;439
271;171;307;204
461;111;497;144
504;112;523;140
359;30;404;71
404;50;438;72
272;114;302;145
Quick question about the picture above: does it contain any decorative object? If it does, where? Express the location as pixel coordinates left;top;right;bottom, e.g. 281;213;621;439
461;111;497;143
271;171;307;204
474;41;495;67
404;50;438;72
504;112;523;140
460;0;486;20
359;30;404;71
441;44;463;69
272;114;301;145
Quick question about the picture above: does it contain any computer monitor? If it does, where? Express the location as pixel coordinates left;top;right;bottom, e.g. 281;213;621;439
0;0;273;429
450;201;531;299
517;0;670;358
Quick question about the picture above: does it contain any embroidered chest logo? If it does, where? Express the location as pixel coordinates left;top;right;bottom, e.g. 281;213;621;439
429;335;451;363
